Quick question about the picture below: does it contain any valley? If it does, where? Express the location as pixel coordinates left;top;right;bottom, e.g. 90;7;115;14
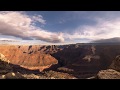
0;44;120;79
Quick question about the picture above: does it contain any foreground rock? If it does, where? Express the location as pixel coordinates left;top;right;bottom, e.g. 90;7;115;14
22;70;77;79
0;59;13;74
96;55;120;79
44;70;76;79
97;69;120;79
2;72;25;79
0;58;26;79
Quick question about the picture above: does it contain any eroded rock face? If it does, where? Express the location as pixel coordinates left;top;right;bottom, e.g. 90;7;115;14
50;44;120;78
94;55;120;79
52;45;102;74
97;69;120;79
0;45;58;71
110;55;120;72
1;44;120;78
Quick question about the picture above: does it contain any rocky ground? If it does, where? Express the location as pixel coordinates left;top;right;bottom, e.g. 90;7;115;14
97;69;120;79
0;57;76;79
23;70;76;79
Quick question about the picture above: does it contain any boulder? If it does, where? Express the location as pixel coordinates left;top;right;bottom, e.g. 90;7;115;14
97;69;120;79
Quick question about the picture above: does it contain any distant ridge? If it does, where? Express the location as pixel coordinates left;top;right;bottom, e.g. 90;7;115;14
92;37;120;43
75;37;120;45
76;43;120;45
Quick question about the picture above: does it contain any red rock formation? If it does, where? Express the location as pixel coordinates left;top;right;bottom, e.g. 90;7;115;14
0;45;58;71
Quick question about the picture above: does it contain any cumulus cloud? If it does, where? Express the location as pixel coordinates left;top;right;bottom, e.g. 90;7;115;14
0;11;64;43
64;17;120;42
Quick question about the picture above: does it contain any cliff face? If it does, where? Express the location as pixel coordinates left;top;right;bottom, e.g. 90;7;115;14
96;55;120;79
109;55;120;72
51;44;120;78
0;45;58;72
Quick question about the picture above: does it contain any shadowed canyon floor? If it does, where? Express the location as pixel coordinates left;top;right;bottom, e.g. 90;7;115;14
1;44;120;79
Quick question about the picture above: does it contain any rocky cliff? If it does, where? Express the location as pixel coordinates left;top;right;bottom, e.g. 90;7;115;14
109;55;120;72
51;44;120;78
93;55;120;79
1;44;120;78
0;45;58;72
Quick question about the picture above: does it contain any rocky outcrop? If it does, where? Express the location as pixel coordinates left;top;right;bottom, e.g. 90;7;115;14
0;57;25;79
95;55;120;79
83;55;100;62
0;45;58;72
44;70;77;79
2;72;25;79
97;69;120;79
109;55;120;72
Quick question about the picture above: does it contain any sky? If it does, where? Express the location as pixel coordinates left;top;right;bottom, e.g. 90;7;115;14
0;11;120;45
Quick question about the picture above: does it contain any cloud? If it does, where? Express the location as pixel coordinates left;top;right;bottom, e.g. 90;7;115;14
28;30;64;43
32;15;46;24
0;37;19;41
64;16;120;42
0;11;64;43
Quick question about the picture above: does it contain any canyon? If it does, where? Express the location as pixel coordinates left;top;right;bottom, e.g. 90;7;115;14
1;44;120;79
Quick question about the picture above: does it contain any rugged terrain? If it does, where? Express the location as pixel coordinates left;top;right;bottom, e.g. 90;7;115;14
1;44;120;79
52;44;120;78
0;45;58;72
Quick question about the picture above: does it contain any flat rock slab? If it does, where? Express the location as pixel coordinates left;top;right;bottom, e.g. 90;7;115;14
97;69;120;79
